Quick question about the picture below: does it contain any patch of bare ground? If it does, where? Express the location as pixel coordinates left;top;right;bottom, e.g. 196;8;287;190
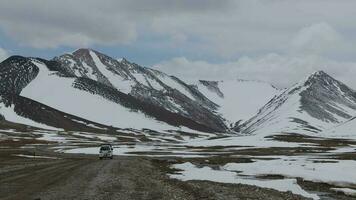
267;133;356;147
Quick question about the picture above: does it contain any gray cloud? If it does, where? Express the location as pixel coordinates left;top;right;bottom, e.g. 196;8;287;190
155;19;356;88
149;0;356;59
155;54;356;89
0;0;355;59
289;22;352;58
0;47;8;62
0;1;355;88
0;0;232;48
0;1;139;48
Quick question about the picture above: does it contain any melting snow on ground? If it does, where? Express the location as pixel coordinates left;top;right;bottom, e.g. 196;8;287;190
223;156;356;187
13;154;60;159
170;162;319;199
330;188;356;197
182;133;309;148
62;144;208;158
33;131;68;142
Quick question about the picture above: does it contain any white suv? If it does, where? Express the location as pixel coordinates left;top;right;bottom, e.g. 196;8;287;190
99;144;113;159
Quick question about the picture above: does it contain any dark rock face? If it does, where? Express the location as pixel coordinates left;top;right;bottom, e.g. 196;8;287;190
11;95;111;132
0;56;39;96
53;49;113;85
198;80;224;98
300;71;356;123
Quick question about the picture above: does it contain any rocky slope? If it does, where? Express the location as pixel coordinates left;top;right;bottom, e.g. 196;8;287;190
53;49;226;131
2;49;356;138
238;71;356;136
0;50;227;132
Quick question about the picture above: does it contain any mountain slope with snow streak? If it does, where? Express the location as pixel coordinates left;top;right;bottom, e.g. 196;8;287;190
0;101;61;130
53;49;226;132
197;79;280;126
3;50;356;138
239;71;356;136
20;59;176;131
0;53;224;132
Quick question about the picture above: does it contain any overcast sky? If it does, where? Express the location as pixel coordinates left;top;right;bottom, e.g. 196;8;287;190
0;0;356;88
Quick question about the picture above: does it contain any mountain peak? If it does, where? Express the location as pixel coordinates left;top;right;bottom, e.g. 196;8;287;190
71;48;128;64
72;48;93;54
303;70;336;87
308;70;329;79
120;57;128;63
69;48;92;61
72;48;98;58
240;69;356;135
72;48;110;58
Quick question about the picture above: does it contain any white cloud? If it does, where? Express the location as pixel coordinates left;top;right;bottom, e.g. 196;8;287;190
0;0;229;49
0;47;8;62
0;0;356;60
0;1;139;48
290;22;348;57
149;1;356;59
155;54;356;89
154;20;356;89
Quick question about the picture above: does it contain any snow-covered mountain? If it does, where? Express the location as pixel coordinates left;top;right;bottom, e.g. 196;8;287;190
196;79;280;127
0;50;227;132
1;49;356;139
55;49;227;131
20;59;178;131
239;71;356;136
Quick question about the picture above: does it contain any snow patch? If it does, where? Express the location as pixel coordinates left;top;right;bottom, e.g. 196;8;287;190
224;156;356;188
13;154;60;159
330;188;356;197
170;162;319;199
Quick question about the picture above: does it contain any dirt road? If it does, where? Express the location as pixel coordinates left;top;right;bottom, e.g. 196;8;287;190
0;150;309;200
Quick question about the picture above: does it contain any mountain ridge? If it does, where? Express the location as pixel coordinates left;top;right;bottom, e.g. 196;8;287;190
0;51;227;132
238;70;356;136
1;49;356;139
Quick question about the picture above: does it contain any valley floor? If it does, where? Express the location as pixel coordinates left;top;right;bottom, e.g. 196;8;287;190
1;125;356;200
0;148;307;200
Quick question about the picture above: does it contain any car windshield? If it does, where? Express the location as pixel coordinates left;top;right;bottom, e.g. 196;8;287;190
100;146;110;151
